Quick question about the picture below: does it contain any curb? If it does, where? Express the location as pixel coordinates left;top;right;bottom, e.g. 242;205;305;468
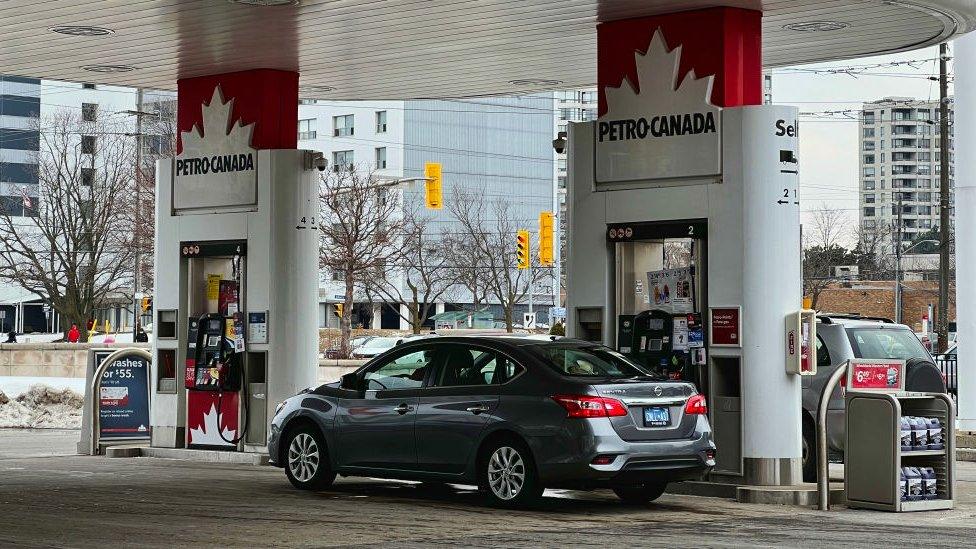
139;447;269;465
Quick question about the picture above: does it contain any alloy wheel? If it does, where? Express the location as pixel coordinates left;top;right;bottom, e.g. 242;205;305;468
487;446;526;500
288;432;320;483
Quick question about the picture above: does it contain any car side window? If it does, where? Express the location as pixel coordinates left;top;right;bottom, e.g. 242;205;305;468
363;348;433;390
816;335;832;368
431;344;523;387
475;353;525;385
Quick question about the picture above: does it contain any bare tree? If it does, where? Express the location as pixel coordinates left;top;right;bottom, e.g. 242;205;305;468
319;168;403;356
0;110;137;341
802;206;854;308
663;241;692;269
364;207;457;334
450;187;545;332
855;219;895;280
443;232;490;311
134;94;178;298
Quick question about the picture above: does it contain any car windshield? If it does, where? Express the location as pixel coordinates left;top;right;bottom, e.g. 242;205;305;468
848;328;929;360
529;343;662;379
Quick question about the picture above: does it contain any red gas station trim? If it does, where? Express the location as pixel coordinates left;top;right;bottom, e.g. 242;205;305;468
596;7;762;115
176;68;299;154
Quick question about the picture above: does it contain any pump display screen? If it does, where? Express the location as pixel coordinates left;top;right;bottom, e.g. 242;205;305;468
208;320;222;331
206;335;221;347
647;318;665;330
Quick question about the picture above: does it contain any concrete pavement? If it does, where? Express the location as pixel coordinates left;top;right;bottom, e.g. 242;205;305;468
1;430;976;547
0;428;79;459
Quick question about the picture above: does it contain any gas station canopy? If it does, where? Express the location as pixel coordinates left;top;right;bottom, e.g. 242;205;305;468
1;0;974;99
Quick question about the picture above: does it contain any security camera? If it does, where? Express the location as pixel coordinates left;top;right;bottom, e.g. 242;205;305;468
314;154;328;172
305;151;328;172
552;131;567;154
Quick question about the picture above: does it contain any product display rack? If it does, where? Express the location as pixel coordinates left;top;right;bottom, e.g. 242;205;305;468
845;392;954;512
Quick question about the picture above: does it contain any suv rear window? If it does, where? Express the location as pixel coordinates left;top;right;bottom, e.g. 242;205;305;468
847;328;929;361
528;343;663;379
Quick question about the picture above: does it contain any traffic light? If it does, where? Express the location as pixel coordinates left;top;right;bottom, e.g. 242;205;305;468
140;296;152;313
424;162;443;210
516;229;530;269
538;211;554;266
333;303;344;318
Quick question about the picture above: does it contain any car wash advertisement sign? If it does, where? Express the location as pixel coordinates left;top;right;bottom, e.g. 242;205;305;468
596;28;721;186
173;85;258;213
97;351;151;441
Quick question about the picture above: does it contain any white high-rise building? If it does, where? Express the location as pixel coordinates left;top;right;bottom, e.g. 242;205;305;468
858;96;955;259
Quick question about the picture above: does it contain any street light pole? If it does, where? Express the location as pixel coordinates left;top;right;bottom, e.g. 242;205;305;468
895;238;939;325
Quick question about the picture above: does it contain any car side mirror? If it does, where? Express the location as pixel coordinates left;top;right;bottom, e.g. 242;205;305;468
340;372;360;391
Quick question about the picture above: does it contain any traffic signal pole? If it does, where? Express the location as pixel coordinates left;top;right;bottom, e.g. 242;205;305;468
132;87;144;339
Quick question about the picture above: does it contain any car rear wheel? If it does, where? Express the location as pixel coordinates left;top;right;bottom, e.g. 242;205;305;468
479;439;542;508
613;483;667;505
802;418;816;483
284;425;336;491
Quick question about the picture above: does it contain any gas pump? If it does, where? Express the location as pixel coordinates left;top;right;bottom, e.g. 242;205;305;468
630;309;673;370
178;242;251;449
620;309;702;383
185;313;247;444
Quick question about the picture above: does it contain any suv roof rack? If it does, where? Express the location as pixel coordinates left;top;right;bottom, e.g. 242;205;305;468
819;313;895;324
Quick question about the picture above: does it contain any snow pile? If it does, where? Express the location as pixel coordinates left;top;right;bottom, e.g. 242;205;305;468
0;384;84;429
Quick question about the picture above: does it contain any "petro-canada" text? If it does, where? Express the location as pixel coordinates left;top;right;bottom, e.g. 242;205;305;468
598;112;717;142
176;153;255;177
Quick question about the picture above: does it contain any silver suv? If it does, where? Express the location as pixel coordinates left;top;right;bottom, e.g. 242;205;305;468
800;314;946;481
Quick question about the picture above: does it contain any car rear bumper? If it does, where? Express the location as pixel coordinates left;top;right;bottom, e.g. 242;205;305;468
530;416;715;488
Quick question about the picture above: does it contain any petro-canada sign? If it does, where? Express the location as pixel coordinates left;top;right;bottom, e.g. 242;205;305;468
173;85;258;212
596;29;722;186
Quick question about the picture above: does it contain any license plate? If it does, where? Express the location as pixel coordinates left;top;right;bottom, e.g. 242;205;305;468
643;406;671;427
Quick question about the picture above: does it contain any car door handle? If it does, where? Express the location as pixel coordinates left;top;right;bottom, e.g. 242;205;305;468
394;403;412;415
466;404;490;415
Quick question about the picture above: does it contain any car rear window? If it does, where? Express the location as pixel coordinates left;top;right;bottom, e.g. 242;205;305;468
847;328;930;361
528;343;663;379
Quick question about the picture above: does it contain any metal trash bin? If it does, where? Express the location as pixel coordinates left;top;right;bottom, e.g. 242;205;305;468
844;359;955;512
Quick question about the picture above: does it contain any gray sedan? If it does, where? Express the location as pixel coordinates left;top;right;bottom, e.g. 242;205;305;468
269;336;715;507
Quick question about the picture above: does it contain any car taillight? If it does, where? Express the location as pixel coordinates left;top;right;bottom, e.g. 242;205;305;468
551;394;628;418
684;394;707;415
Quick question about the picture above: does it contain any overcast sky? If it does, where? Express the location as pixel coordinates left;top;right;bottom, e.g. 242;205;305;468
772;44;951;245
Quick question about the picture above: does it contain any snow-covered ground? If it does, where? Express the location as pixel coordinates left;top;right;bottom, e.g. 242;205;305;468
9;332;140;344
0;377;85;429
0;376;85;397
10;333;64;344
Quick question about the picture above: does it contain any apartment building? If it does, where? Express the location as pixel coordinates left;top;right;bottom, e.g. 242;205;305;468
858;96;955;259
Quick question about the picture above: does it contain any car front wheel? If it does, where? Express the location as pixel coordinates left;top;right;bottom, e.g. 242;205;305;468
479;439;542;508
613;483;667;505
284;425;336;491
